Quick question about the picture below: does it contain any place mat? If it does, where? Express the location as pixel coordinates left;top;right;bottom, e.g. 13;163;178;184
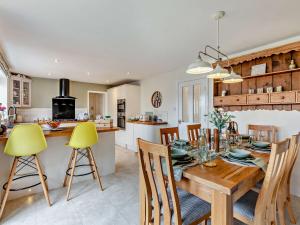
220;152;267;172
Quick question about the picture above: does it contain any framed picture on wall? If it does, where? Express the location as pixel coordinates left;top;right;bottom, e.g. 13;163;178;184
251;63;266;76
151;91;162;108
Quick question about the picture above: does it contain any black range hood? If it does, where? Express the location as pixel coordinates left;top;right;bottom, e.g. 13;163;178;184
53;78;76;99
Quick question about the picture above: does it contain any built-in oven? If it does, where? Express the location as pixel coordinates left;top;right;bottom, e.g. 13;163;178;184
117;99;126;129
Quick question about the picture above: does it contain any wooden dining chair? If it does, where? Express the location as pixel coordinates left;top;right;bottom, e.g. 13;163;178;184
233;138;290;225
160;127;180;145
247;124;277;143
187;124;201;142
277;133;300;225
137;138;211;225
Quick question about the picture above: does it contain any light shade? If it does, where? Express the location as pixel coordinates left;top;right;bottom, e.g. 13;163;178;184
207;63;230;79
186;58;213;74
223;70;243;83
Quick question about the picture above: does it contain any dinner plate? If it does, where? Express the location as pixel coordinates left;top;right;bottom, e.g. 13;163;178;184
252;141;270;148
171;149;188;159
229;149;251;159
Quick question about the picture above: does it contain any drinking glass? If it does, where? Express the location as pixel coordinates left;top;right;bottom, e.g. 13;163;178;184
236;135;243;148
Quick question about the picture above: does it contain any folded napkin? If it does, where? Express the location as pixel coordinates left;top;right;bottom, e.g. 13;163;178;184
243;143;271;153
221;153;267;172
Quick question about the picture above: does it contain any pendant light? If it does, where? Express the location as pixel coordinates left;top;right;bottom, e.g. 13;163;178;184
186;55;213;74
222;68;243;83
186;11;232;79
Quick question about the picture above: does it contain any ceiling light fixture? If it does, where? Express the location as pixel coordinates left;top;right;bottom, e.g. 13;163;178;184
87;72;90;76
54;58;59;63
186;11;241;82
48;72;52;76
222;68;243;83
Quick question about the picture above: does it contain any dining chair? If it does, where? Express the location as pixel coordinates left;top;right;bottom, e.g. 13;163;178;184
247;124;277;143
160;127;180;145
187;124;201;142
277;133;300;225
137;138;211;225
233;138;290;225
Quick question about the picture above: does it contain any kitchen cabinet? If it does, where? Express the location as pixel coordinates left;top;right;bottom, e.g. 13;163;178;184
10;76;31;107
107;84;140;148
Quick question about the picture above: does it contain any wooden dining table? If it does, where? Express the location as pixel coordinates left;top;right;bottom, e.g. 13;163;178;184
139;150;269;225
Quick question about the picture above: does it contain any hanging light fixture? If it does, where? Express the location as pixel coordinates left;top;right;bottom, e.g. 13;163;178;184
186;55;213;74
186;11;236;80
223;67;243;83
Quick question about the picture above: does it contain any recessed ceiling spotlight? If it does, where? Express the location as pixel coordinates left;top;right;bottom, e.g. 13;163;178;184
48;72;52;76
54;58;59;63
126;72;130;75
106;80;110;83
87;72;90;76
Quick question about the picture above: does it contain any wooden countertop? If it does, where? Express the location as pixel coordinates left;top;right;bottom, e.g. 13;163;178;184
127;121;168;125
0;127;119;143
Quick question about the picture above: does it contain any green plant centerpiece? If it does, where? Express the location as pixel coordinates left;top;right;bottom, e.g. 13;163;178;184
206;108;235;133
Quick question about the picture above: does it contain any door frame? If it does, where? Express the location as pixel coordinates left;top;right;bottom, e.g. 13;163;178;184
87;91;108;117
177;77;211;139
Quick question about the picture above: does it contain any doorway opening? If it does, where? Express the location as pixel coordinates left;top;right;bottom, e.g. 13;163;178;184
87;91;107;120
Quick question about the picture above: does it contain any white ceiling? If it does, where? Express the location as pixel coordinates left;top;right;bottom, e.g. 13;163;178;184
0;0;300;84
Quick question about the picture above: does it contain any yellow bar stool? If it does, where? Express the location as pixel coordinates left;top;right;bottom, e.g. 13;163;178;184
0;124;51;220
63;122;103;201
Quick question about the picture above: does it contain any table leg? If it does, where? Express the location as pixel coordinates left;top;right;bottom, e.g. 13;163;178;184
139;167;146;225
211;190;233;225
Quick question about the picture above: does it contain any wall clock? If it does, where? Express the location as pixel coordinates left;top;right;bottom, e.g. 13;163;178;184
151;91;162;108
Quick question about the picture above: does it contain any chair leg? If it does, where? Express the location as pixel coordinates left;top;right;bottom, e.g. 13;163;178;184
87;147;103;191
63;150;75;187
286;197;297;224
34;155;51;207
86;148;96;180
66;149;78;201
277;198;286;225
0;157;18;220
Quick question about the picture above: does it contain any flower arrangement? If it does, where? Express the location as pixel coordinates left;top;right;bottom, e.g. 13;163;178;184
0;103;6;111
206;108;234;132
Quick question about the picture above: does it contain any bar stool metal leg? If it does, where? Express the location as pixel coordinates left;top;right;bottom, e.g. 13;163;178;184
87;147;103;191
34;155;51;206
0;157;19;220
66;149;78;201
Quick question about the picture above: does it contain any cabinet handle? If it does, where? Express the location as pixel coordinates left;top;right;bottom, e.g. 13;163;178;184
257;98;260;100
281;96;285;99
220;100;223;102
236;99;240;101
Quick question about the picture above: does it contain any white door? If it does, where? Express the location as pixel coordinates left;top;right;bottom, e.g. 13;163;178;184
178;78;209;139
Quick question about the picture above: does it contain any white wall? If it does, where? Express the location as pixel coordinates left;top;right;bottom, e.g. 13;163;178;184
140;36;300;196
0;69;7;107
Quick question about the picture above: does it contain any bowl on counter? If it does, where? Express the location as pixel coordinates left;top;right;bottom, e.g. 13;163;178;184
47;121;61;129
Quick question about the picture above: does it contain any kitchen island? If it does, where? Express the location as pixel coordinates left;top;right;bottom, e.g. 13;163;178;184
0;126;119;200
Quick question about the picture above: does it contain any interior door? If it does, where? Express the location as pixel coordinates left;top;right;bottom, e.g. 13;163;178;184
178;78;209;139
89;93;103;120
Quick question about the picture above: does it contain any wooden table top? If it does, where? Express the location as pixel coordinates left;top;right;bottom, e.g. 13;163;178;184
0;127;119;143
182;151;269;195
127;121;168;125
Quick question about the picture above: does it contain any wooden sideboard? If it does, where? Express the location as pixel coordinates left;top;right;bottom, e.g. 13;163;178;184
213;42;300;111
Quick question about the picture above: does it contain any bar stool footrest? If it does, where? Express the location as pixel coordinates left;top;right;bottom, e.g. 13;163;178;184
66;164;95;177
3;174;47;192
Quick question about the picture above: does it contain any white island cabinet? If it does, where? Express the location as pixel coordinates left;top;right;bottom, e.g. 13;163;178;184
126;121;168;152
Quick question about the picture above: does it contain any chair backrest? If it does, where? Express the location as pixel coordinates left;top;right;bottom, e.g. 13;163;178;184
247;124;277;143
254;138;290;225
4;124;47;156
160;127;180;145
137;138;182;225
279;133;300;199
187;124;201;142
68;122;98;148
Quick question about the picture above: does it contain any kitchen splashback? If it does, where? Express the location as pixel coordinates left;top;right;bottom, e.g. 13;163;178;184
16;108;87;122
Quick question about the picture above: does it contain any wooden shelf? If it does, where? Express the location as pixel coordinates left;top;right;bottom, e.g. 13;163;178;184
215;68;300;83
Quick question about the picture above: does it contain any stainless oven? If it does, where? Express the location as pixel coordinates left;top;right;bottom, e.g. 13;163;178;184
117;99;126;129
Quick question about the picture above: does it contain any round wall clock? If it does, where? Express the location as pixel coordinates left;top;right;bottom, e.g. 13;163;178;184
151;91;162;108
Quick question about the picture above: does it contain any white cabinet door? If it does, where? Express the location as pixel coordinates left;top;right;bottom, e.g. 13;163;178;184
21;78;31;107
10;77;22;107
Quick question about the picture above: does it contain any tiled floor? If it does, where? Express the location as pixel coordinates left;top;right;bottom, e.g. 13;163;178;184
1;145;300;225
